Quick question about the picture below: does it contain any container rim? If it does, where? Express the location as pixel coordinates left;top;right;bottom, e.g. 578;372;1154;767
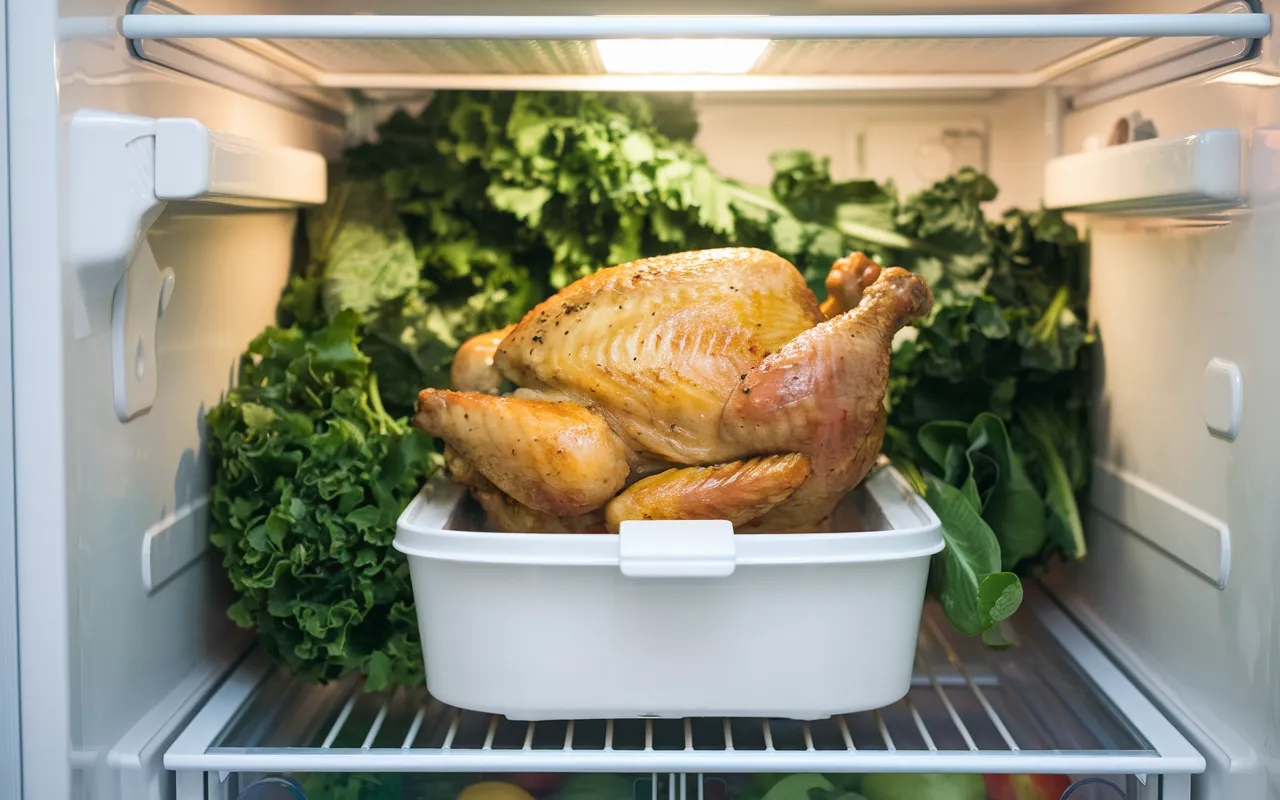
394;466;944;567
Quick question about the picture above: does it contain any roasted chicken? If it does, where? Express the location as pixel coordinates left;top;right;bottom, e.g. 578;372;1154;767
414;248;932;533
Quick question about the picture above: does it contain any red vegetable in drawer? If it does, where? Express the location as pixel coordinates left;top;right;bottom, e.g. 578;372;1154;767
501;774;566;794
983;774;1074;800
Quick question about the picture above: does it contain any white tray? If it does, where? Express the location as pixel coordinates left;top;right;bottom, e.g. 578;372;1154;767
394;466;942;721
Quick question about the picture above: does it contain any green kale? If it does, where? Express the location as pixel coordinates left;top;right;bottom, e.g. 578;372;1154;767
206;311;438;689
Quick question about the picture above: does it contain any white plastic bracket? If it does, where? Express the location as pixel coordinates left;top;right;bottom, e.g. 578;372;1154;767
113;242;175;421
618;520;736;578
67;109;326;421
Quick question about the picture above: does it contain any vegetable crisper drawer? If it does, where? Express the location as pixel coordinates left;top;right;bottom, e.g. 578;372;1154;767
393;467;943;721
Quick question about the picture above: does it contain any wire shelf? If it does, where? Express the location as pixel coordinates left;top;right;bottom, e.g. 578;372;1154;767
165;590;1203;787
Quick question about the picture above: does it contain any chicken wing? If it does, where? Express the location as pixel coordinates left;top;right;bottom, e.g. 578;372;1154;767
414;390;629;516
604;454;811;533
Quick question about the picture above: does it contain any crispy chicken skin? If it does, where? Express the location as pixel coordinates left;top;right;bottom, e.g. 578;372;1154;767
604;454;812;533
414;390;629;517
413;248;932;533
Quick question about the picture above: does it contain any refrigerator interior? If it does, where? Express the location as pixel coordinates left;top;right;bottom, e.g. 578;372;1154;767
6;1;1279;798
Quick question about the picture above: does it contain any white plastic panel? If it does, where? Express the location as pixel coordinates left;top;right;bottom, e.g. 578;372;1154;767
1044;128;1243;214
1090;461;1231;589
617;521;737;578
153;118;326;205
1202;357;1243;441
141;496;211;595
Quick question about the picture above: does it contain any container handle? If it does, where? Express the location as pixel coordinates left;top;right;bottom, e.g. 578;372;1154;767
618;520;736;578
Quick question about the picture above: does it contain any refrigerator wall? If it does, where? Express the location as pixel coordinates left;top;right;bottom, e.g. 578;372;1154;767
0;1;19;797
1043;67;1280;797
9;3;341;798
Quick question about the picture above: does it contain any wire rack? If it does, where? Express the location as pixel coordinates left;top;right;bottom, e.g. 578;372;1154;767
166;591;1202;800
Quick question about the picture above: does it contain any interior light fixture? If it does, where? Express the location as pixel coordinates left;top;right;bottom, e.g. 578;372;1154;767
595;38;770;75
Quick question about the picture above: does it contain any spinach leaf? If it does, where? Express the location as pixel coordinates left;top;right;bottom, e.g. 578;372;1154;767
968;413;1047;569
923;474;1012;637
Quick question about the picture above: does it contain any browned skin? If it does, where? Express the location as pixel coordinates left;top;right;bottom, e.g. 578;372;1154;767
416;249;933;533
722;267;931;531
443;446;605;533
494;248;822;465
451;325;517;394
414;390;629;516
604;454;811;534
820;252;882;319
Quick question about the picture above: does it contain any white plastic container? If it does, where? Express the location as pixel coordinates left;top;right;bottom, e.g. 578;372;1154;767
394;466;943;721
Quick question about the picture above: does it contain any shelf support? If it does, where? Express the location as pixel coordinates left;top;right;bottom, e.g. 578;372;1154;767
67;109;325;421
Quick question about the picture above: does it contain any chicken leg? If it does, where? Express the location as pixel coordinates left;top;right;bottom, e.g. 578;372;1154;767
721;266;932;531
414;390;630;516
604;454;811;533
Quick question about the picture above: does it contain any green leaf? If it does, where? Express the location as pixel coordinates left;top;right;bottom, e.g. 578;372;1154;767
240;403;279;431
553;773;639;800
486;184;554;227
861;773;986;800
1022;404;1087;560
923;474;1004;636
968;413;1047;569
978;571;1023;629
300;179;421;324
972;296;1011;338
346;506;380;532
761;774;835;800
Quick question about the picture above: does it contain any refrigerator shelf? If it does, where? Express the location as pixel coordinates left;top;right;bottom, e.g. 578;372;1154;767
124;2;1269;94
165;590;1203;800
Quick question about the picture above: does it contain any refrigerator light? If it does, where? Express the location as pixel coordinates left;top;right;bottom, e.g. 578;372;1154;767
596;39;769;74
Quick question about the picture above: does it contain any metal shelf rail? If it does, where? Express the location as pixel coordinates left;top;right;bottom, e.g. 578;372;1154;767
166;593;1203;800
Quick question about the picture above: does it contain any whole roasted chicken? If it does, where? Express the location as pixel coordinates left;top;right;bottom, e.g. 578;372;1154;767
414;248;932;533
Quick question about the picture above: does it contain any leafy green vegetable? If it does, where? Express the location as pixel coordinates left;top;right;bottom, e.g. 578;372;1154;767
924;474;1021;637
762;774;836;800
308;178;421;323
861;773;986;800
301;773;402;800
206;311;438;689
399;773;478;800
551;774;639;800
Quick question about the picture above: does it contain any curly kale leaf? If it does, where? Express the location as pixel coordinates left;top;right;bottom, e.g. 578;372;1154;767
206;311;438;689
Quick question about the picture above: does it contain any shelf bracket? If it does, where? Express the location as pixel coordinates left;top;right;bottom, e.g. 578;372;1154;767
67;109;326;421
